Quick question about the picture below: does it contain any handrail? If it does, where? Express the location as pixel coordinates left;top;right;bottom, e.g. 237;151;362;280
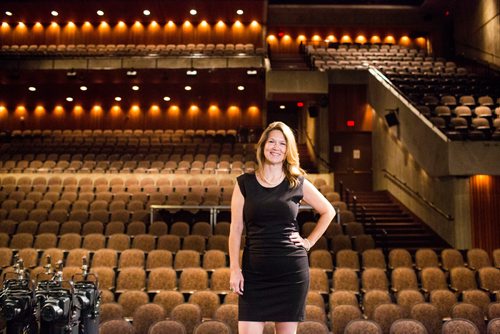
150;204;315;228
382;168;454;221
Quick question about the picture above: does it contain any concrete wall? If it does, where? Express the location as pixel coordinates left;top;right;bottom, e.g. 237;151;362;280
368;71;500;177
266;71;328;96
453;0;500;69
0;56;264;70
371;110;471;247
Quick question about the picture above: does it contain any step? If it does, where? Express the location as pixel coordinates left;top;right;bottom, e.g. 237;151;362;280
351;190;451;250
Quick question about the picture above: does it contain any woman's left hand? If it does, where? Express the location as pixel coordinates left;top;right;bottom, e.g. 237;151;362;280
290;232;310;250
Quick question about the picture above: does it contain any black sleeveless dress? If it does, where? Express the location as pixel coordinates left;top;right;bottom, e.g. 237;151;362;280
237;173;309;322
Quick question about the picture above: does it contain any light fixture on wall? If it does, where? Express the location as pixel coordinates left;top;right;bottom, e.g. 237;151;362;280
126;69;137;77
66;69;77;77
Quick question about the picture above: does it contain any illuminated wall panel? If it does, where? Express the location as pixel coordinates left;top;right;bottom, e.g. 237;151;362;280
469;175;500;254
0;21;263;46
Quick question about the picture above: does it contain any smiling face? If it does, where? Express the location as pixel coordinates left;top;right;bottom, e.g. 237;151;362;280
263;129;287;166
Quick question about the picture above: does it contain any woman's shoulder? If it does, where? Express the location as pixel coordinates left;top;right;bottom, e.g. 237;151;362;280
237;172;256;183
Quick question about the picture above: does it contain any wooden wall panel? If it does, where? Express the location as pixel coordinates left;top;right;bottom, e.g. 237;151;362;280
470;175;500;254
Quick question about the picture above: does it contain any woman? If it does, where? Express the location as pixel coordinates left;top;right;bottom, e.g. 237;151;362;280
229;121;336;334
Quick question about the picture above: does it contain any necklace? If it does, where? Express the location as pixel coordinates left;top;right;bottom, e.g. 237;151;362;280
259;170;285;186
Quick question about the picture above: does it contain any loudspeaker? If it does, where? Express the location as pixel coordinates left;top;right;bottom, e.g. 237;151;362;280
308;105;319;118
385;111;399;127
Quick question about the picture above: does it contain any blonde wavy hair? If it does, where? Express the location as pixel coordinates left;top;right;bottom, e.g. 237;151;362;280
255;121;305;188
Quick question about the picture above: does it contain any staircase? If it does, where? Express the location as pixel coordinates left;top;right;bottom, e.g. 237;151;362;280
350;191;450;252
269;53;310;70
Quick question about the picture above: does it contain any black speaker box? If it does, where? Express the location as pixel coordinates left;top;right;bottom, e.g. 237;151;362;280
385;111;399;127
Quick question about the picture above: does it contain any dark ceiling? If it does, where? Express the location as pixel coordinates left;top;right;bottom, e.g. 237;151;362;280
0;0;266;24
269;0;425;5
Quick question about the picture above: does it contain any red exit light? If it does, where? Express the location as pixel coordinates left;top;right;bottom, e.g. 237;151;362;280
297;102;304;107
347;120;355;127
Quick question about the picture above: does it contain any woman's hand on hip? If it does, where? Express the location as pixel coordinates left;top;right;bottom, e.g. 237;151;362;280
290;232;310;250
230;269;244;295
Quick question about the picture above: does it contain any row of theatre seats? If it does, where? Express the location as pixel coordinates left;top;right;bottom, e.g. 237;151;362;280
6;128;246;140
0;43;265;57
0;157;257;174
99;315;500;334
307;43;500;141
2;234;500;333
0;129;260;174
306;44;470;75
389;75;500;140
